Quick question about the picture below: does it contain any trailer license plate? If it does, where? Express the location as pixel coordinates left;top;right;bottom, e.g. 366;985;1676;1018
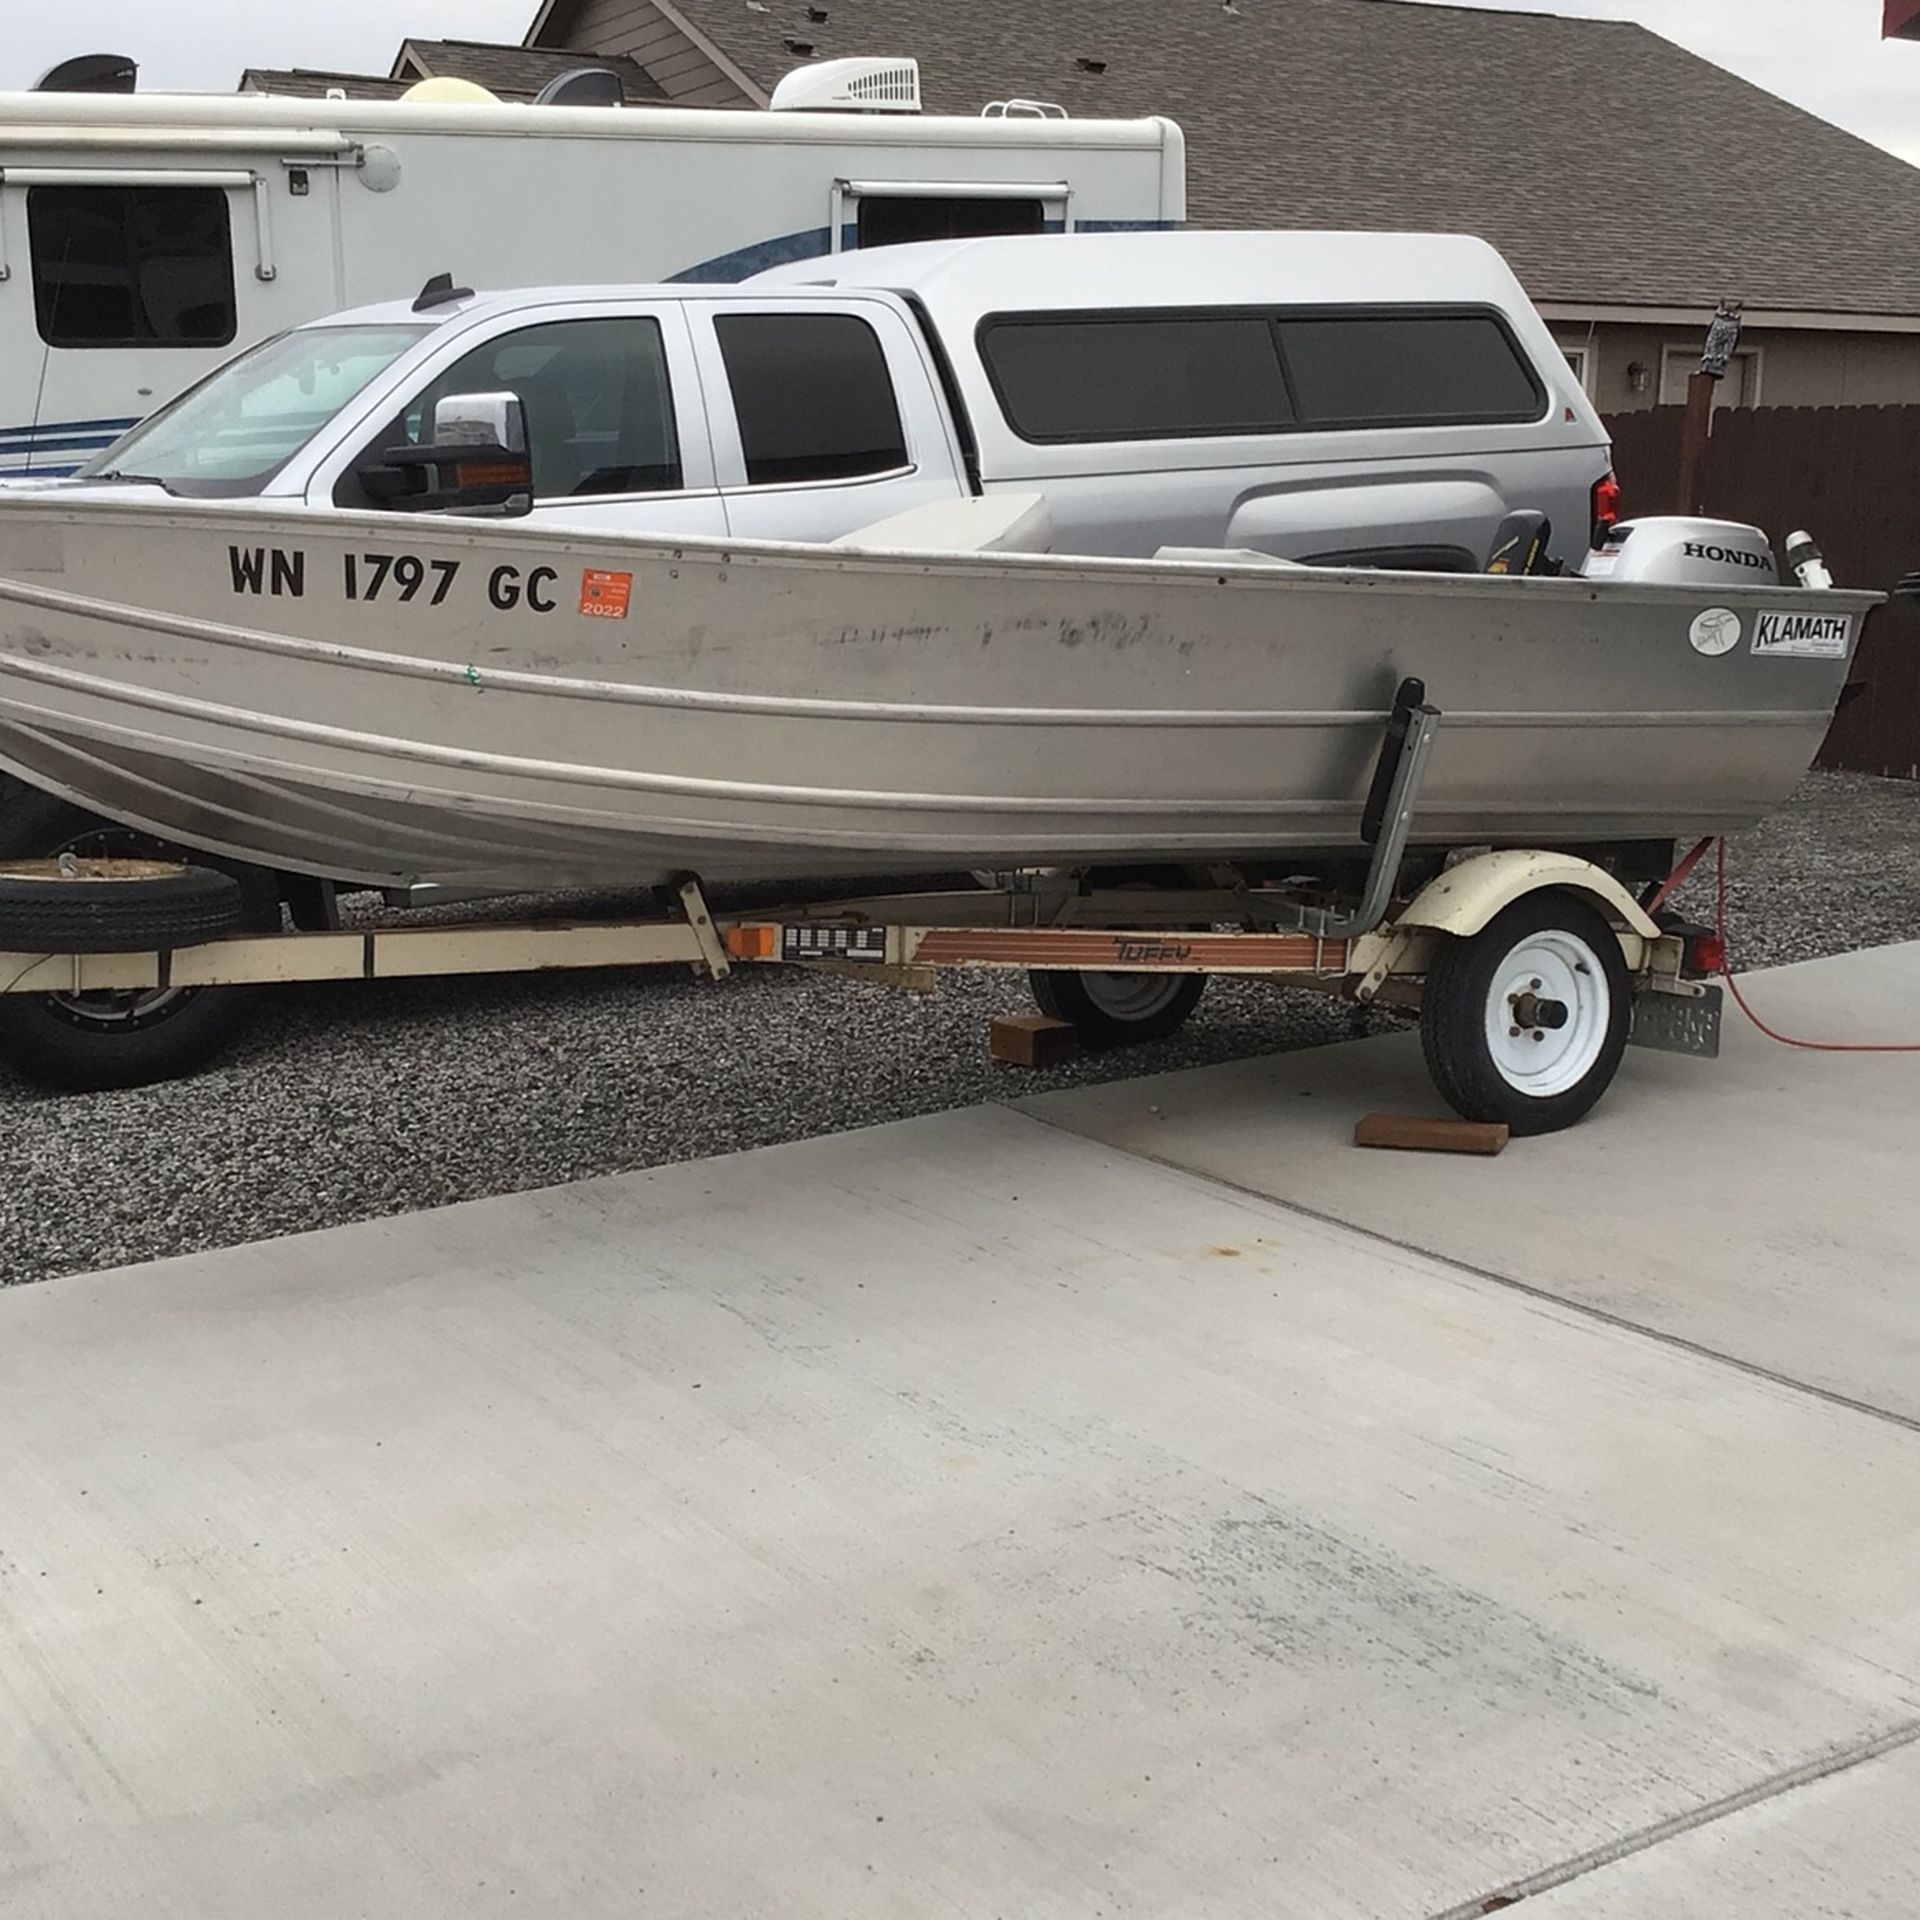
1630;986;1722;1059
781;925;887;963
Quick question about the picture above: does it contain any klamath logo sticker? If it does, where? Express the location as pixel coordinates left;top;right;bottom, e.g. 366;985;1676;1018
1689;608;1743;656
1752;609;1855;659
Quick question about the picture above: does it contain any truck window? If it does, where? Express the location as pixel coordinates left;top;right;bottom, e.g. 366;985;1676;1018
1276;314;1543;427
977;315;1293;442
401;316;683;498
978;307;1547;442
855;196;1044;249
29;185;236;349
714;312;907;485
73;324;426;497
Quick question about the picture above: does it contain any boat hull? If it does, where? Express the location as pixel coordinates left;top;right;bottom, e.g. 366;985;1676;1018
0;500;1881;889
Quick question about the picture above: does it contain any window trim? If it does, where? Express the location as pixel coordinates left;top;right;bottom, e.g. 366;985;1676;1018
1659;342;1764;410
26;179;241;351
975;302;1551;446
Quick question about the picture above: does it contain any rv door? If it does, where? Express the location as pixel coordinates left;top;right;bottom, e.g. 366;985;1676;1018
0;156;343;477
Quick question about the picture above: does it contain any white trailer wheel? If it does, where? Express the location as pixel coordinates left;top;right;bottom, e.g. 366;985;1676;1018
1421;890;1633;1135
1481;929;1612;1100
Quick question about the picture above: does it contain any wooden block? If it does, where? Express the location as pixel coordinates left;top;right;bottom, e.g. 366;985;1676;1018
1353;1113;1510;1156
990;1013;1079;1069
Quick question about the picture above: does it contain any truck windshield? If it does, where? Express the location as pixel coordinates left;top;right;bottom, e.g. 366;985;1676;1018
76;323;429;497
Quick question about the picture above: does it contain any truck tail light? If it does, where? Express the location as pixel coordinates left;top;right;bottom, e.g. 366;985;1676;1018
1591;471;1623;546
1683;929;1727;977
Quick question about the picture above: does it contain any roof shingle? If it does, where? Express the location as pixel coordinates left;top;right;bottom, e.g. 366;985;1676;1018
653;0;1920;316
394;38;666;103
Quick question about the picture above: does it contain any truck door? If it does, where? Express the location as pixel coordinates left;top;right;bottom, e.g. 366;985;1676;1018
692;300;964;543
318;303;727;540
0;160;343;476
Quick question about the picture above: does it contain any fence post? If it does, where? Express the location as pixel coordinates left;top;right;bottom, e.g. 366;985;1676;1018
1675;371;1716;515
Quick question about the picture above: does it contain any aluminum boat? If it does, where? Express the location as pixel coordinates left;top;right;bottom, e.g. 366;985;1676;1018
0;495;1882;890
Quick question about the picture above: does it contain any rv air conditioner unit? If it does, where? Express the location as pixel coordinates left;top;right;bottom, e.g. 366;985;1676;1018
769;57;921;113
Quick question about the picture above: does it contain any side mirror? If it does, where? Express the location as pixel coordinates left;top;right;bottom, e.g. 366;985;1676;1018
357;390;533;514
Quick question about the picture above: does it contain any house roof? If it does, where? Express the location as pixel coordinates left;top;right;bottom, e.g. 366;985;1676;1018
394;38;665;102
598;0;1920;318
239;68;415;101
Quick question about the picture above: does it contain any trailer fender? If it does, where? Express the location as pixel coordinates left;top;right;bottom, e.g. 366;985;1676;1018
1396;850;1661;945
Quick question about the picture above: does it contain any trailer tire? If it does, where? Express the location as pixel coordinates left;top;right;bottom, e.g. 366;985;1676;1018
0;859;243;953
1420;889;1631;1136
0;788;279;1092
1029;965;1206;1045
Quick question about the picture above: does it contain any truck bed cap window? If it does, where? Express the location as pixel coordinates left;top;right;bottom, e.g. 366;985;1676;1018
979;306;1546;443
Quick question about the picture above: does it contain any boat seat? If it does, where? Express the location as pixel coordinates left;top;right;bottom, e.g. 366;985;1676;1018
830;493;1053;555
1153;546;1310;569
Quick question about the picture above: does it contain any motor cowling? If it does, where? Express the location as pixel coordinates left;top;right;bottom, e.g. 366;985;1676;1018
1579;516;1779;587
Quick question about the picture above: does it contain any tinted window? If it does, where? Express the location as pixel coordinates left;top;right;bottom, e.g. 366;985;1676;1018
856;195;1043;249
980;315;1293;441
402;316;681;498
979;307;1546;442
30;186;235;349
715;312;907;485
1278;314;1542;426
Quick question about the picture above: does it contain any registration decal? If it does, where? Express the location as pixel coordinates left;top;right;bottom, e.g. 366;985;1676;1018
579;569;633;620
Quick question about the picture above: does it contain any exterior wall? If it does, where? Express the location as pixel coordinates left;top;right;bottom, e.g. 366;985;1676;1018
555;0;756;105
1552;321;1920;417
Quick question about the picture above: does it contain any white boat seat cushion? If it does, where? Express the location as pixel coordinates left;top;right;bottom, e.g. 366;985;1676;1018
1152;546;1310;569
830;493;1053;555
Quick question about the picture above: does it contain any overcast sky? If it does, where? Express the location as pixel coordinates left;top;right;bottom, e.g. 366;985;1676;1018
6;0;1920;166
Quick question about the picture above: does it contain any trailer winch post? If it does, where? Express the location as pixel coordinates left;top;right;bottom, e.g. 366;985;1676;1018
1287;678;1441;941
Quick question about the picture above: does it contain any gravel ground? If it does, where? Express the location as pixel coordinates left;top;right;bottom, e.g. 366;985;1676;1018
5;768;1919;1288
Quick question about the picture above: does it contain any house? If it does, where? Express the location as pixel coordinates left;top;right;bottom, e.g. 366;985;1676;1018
516;0;1920;416
242;38;663;105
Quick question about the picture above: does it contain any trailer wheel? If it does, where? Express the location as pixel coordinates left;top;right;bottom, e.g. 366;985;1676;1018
1420;890;1631;1136
0;857;243;953
1030;965;1206;1045
0;788;278;1092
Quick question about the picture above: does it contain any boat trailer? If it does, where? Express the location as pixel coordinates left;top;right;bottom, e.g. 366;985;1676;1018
0;684;1724;1130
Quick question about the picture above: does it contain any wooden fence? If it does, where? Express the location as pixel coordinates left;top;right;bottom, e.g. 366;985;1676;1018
1604;404;1920;777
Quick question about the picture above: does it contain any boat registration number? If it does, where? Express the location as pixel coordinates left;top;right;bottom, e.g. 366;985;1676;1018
225;543;623;621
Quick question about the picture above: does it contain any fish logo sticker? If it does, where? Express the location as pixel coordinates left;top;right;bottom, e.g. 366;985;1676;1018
1689;608;1743;656
579;569;633;620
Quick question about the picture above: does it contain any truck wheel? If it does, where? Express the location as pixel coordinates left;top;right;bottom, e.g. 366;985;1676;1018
1420;890;1631;1136
0;788;278;1092
1029;965;1206;1045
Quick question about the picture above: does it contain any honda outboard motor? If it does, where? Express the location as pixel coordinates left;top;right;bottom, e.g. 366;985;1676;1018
1579;516;1779;586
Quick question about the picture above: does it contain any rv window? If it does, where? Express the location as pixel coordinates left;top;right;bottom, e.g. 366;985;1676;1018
28;185;236;349
401;317;683;498
1276;314;1543;427
977;315;1294;441
714;312;907;485
855;196;1044;249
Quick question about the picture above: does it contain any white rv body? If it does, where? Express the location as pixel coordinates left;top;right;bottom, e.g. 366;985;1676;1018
0;85;1184;475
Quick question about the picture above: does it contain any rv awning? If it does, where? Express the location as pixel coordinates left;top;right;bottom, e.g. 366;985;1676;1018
1887;0;1920;40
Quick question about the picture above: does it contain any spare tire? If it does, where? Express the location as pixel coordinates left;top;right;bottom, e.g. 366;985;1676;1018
0;856;244;953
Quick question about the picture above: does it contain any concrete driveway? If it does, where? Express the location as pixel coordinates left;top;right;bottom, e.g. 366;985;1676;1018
4;945;1919;1917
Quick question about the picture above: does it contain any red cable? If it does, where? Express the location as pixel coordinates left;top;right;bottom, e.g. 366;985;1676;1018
1714;836;1920;1053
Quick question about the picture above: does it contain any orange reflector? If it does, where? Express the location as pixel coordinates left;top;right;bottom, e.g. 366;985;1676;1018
726;925;777;960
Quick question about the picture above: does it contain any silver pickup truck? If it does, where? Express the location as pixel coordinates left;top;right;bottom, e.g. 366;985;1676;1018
0;228;1616;1088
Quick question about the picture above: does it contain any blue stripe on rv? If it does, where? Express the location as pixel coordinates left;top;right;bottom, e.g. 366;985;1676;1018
0;415;141;442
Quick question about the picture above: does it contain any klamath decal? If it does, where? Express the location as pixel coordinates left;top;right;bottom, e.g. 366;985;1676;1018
1751;608;1855;660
